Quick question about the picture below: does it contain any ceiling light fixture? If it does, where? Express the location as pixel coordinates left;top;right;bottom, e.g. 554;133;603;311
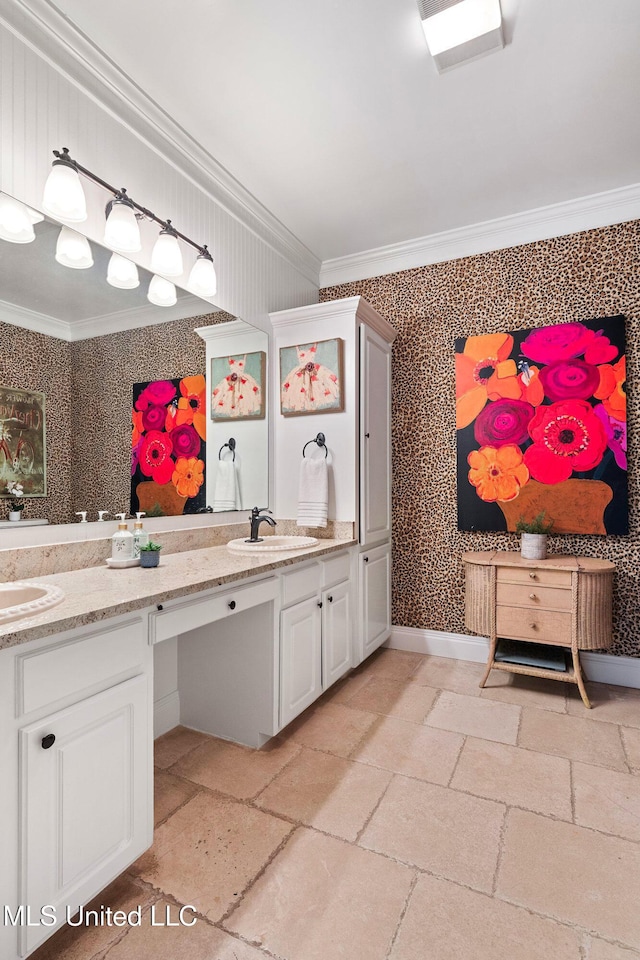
43;148;217;297
55;226;94;269
417;0;504;72
0;194;44;244
107;253;140;290
148;275;177;307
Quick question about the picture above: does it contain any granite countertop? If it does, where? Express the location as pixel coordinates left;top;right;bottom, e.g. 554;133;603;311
0;538;356;651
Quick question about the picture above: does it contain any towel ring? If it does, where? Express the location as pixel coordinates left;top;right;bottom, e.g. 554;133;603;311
302;432;328;459
218;437;236;461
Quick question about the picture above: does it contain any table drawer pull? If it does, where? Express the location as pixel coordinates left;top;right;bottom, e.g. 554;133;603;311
530;593;538;600
529;572;537;580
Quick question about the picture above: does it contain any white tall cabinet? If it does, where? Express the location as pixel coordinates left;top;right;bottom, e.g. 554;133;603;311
270;296;396;666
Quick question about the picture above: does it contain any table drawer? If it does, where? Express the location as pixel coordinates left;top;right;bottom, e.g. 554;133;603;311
496;605;572;646
496;582;572;611
497;566;572;588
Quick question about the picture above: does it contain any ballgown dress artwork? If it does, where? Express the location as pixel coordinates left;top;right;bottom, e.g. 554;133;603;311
212;355;262;419
281;343;341;414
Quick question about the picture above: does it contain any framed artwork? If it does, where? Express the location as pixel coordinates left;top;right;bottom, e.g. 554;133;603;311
0;385;46;497
280;338;344;416
456;316;627;535
211;351;266;421
131;375;206;517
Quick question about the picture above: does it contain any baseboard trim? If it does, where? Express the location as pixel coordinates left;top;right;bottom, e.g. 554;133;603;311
387;626;640;690
154;691;181;739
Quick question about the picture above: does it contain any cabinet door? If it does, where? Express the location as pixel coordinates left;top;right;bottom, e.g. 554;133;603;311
360;324;392;546
322;580;352;690
359;543;392;662
19;674;151;956
280;598;322;728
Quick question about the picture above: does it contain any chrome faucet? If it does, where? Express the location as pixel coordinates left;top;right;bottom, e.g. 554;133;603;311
248;506;276;542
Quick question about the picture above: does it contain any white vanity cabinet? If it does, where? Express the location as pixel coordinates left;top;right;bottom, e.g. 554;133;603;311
358;542;392;662
279;551;353;728
0;615;152;960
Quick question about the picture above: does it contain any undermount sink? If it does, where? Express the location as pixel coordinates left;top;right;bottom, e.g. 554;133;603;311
227;535;319;554
0;582;65;626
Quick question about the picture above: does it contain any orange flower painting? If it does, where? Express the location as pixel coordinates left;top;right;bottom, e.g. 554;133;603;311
456;316;628;535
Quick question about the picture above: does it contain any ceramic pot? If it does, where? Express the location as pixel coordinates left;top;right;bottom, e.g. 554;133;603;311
521;533;547;560
8;511;22;522
140;550;160;568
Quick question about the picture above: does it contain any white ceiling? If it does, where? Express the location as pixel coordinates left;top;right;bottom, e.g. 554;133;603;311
50;0;640;263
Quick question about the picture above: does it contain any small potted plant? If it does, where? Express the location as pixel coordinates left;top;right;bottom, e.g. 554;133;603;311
6;481;26;521
516;512;554;560
139;540;162;568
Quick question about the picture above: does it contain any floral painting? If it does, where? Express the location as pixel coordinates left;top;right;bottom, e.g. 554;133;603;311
456;316;627;535
280;338;344;416
131;375;206;517
211;351;265;421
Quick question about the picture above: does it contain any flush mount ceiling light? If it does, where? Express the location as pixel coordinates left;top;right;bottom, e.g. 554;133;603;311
107;253;140;290
55;226;94;269
104;191;142;253
42;147;217;296
417;0;504;72
0;194;44;243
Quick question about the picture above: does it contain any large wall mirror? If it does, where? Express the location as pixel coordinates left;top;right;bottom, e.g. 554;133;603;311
0;194;268;528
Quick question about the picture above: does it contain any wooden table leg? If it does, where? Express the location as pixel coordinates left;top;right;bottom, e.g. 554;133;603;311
572;646;591;708
480;634;497;688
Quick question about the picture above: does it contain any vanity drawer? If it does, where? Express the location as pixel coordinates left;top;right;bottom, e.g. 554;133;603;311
497;566;572;588
150;576;278;644
280;562;320;607
321;551;351;588
496;582;572;611
496;605;572;646
17;617;146;716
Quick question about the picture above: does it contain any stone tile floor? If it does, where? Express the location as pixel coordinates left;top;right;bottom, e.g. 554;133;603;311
32;649;640;960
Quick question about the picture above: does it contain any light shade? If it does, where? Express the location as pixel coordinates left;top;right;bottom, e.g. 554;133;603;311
148;274;177;307
107;253;140;289
188;250;217;298
55;226;94;269
42;160;88;222
104;197;141;253
150;223;183;277
0;194;44;244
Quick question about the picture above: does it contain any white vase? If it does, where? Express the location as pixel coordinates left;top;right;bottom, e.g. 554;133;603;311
8;511;22;522
521;533;547;560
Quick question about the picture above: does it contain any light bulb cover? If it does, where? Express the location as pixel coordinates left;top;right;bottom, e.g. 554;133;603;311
188;246;217;297
0;194;44;244
42;150;87;222
107;253;140;289
104;193;142;253
148;274;177;307
55;226;94;269
150;221;183;277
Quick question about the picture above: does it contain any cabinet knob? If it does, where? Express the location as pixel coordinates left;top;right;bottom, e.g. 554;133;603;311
157;604;163;611
317;601;323;608
41;734;56;750
228;600;236;610
364;556;369;563
365;433;370;438
328;595;333;603
529;572;537;580
529;593;538;600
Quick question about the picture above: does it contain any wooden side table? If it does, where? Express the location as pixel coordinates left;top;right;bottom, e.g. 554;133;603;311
463;551;615;708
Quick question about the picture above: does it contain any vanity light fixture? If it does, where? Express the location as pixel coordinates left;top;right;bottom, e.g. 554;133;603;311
147;274;177;307
103;191;142;253
55;226;94;269
42;148;88;222
188;246;217;297
150;221;183;277
107;253;140;289
0;194;44;244
43;147;217;296
417;0;504;72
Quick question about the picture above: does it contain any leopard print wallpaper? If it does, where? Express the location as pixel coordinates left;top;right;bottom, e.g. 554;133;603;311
321;220;640;657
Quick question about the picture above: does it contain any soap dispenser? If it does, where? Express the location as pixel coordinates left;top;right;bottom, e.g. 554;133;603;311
112;513;134;560
133;512;149;558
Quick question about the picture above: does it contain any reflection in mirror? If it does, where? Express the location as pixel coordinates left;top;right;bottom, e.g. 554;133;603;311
0;196;269;526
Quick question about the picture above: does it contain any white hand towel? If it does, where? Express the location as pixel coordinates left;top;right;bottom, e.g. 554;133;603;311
297;457;328;528
213;460;240;511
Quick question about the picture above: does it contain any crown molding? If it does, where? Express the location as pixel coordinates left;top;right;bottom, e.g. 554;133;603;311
320;182;640;287
1;294;216;342
1;0;321;286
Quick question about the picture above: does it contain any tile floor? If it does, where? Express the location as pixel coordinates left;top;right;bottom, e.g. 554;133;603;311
32;649;640;960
